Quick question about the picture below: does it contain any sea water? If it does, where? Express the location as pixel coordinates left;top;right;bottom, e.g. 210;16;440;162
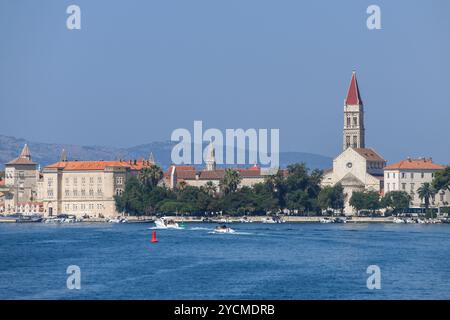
0;223;449;299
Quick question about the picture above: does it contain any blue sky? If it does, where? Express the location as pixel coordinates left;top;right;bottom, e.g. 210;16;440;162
0;0;449;164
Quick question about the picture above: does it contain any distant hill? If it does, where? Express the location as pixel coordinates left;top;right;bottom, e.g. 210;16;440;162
0;135;332;170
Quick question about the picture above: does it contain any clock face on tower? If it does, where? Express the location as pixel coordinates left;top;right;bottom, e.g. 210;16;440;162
346;162;353;169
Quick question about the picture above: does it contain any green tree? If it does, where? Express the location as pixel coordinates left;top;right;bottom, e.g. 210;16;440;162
432;166;450;192
264;170;287;208
138;165;163;188
219;169;242;195
350;190;380;214
417;182;436;211
201;181;217;196
318;184;345;214
114;176;144;215
381;191;411;213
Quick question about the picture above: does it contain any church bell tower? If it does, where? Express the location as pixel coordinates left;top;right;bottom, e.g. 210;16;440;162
343;71;365;151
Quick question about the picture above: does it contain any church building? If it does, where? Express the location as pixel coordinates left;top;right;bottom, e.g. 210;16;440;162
321;71;386;214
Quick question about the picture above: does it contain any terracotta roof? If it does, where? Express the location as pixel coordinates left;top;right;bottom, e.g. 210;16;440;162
353;148;385;162
6;157;36;165
164;165;265;181
345;71;363;105
45;159;151;171
384;159;445;170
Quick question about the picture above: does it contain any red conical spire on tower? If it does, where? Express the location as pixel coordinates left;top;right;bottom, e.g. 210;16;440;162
345;71;363;105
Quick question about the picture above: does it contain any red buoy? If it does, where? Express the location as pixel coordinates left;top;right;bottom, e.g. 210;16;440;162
151;230;158;243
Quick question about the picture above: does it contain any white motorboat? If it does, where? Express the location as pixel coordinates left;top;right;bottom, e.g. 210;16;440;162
319;217;333;224
214;225;235;234
393;217;405;224
262;216;285;224
405;218;416;224
108;217;128;223
334;217;347;224
417;218;426;224
239;217;251;223
154;217;181;229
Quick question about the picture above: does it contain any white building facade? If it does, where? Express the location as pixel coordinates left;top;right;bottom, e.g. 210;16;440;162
384;158;449;208
40;158;153;218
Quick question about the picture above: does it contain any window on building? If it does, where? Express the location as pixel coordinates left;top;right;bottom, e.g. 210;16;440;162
393;183;396;189
81;189;86;196
402;173;406;179
346;136;350;148
47;190;53;197
81;177;86;184
347;117;351;127
411;173;414;179
73;190;78;197
73;204;77;211
90;177;94;184
421;172;425;179
402;183;406;190
411;183;415;191
387;173;390;178
89;189;94;196
73;178;77;185
65;189;70;196
393;173;396;179
65;178;69;185
353;136;358;148
97;188;102;195
353;117;358;126
116;176;124;185
387;183;390;192
97;177;102;184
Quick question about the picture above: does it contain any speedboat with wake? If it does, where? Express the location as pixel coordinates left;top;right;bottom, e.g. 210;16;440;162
214;225;235;234
154;217;182;229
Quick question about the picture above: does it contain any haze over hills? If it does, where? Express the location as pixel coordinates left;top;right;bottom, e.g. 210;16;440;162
0;135;332;170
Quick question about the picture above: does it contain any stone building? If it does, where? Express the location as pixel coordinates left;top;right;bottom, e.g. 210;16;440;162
0;144;42;214
321;72;386;214
163;141;268;190
384;158;449;208
40;153;154;218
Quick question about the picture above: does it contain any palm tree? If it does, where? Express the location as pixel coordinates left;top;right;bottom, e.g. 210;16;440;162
418;182;436;215
202;181;217;196
138;165;163;188
219;169;241;195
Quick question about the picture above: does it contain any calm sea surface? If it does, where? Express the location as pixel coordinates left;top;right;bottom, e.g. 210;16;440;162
0;222;449;299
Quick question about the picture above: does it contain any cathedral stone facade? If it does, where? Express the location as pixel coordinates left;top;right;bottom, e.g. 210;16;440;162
322;72;386;214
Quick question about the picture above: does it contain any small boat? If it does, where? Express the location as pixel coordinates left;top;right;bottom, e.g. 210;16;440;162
405;218;416;224
16;215;43;223
108;217;128;223
262;216;285;224
44;214;78;224
393;217;405;224
239;217;251;223
214;225;235;234
334;217;347;224
417;218;426;224
319;217;333;224
154;217;181;229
